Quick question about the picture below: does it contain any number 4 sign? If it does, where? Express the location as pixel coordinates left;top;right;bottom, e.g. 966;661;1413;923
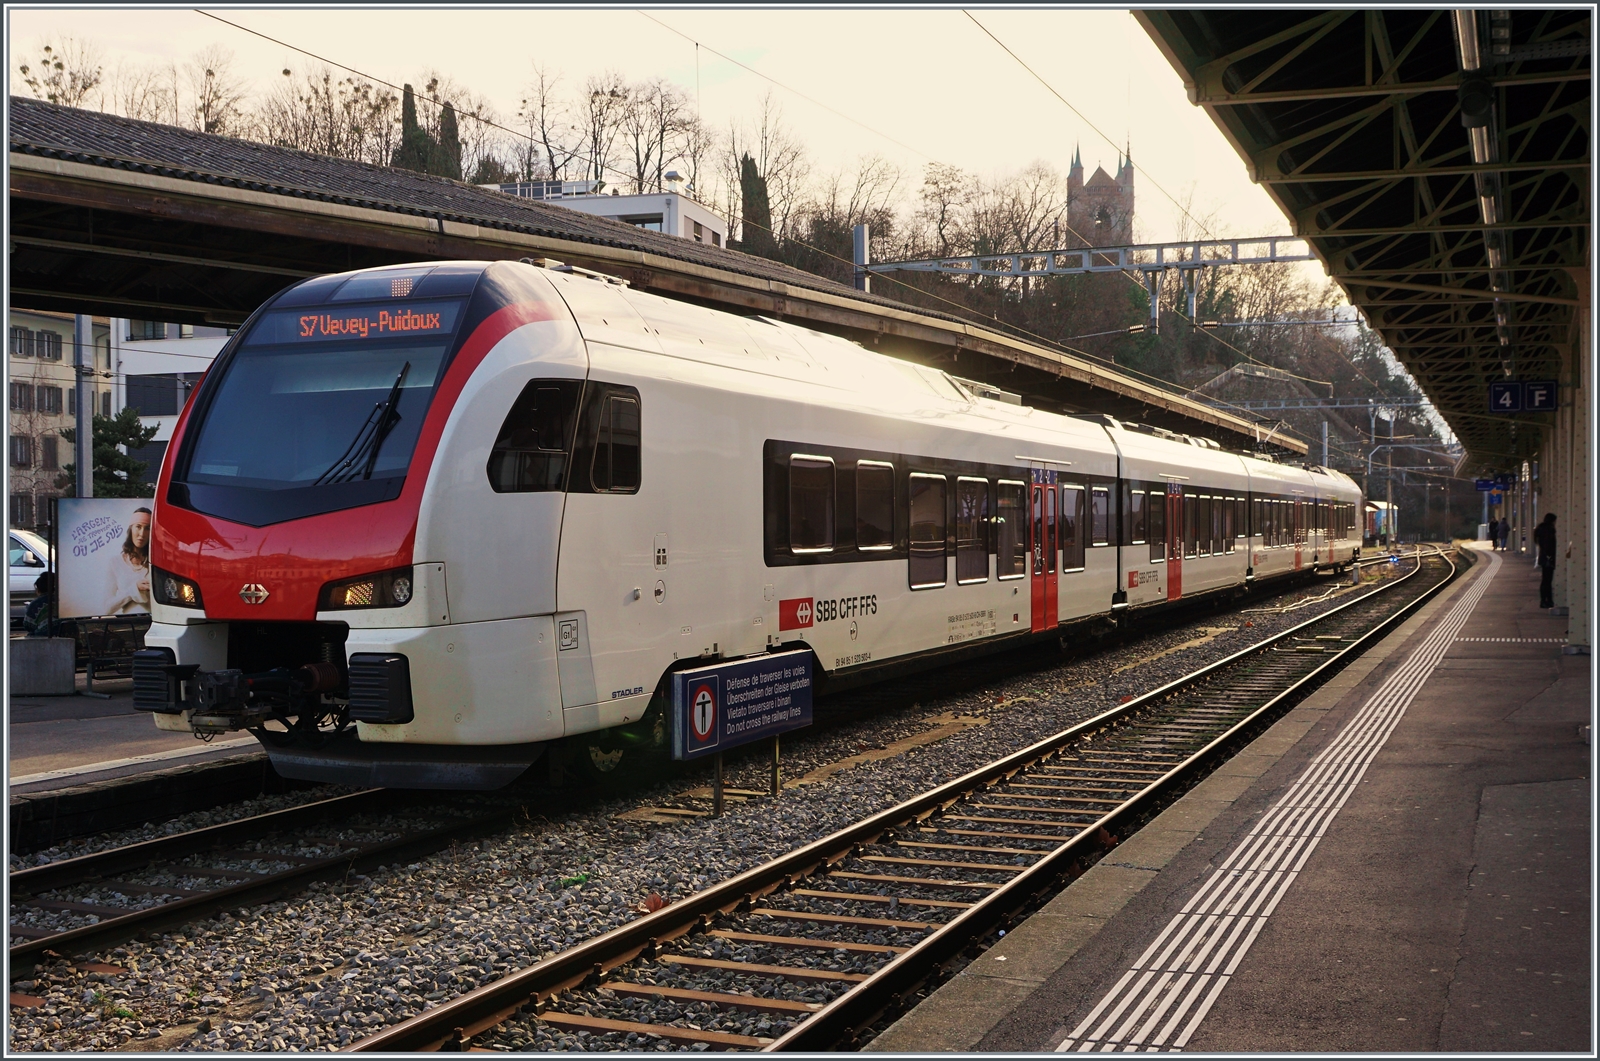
1489;381;1522;413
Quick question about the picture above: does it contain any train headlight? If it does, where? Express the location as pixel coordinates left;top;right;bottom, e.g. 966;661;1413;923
319;566;415;610
152;566;204;609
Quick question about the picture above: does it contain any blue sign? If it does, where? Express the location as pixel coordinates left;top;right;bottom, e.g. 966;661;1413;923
1489;381;1522;413
1475;479;1495;491
671;650;813;760
1524;380;1558;412
1494;475;1514;489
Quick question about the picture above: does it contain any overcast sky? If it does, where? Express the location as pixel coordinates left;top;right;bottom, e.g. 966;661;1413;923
8;7;1327;254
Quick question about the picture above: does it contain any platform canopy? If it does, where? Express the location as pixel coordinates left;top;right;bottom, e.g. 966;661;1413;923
1139;9;1590;473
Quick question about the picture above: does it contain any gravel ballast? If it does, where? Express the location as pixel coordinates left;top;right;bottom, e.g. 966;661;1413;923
7;565;1417;1052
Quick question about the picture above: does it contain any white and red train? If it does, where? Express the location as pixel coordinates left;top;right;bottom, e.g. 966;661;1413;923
134;259;1363;788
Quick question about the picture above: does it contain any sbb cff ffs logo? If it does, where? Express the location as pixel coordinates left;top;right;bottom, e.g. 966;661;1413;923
779;598;813;630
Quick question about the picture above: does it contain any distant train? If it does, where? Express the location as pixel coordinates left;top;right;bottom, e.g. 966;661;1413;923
133;259;1363;788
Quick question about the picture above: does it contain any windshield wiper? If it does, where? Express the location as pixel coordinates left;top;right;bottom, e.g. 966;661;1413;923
312;362;410;486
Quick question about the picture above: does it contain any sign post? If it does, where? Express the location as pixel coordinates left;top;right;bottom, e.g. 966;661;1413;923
671;649;814;816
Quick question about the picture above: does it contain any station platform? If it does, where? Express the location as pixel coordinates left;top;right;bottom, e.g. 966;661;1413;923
871;544;1591;1053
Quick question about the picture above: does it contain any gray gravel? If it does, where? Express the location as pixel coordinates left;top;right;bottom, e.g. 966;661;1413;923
8;566;1410;1052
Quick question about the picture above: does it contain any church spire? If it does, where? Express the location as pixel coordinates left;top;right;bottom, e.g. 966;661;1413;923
1071;142;1082;172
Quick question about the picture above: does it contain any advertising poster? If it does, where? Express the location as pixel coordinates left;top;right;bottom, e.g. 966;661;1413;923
56;498;153;619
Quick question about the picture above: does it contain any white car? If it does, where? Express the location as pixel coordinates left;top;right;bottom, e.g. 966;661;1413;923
10;528;51;621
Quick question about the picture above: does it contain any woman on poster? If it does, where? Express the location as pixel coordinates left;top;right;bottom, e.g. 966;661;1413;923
105;507;152;614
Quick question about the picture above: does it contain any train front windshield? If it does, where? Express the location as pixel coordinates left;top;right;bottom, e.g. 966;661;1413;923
173;297;466;526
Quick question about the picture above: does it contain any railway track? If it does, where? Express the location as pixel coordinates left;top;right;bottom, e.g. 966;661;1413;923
7;789;528;972
346;546;1459;1052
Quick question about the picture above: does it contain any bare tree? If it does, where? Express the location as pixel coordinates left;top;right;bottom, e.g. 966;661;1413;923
579;71;629;188
250;65;398;165
518;64;583;183
721;93;808;241
17;36;104;108
185;45;248;135
915;162;974;258
675;113;717;202
620;77;690;193
106;59;175;123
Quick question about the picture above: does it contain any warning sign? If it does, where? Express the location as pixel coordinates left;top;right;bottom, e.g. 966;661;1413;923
671;650;814;761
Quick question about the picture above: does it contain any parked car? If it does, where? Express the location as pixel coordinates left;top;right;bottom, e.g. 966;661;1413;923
10;528;51;625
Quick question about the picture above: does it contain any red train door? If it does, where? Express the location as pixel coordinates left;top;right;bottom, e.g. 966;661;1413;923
1294;500;1304;570
1167;485;1183;600
1031;483;1057;632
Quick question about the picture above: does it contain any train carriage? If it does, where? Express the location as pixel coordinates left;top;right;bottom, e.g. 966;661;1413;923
134;260;1362;788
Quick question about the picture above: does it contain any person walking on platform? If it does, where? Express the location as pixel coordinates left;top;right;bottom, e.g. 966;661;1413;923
1534;513;1558;608
1498;517;1511;551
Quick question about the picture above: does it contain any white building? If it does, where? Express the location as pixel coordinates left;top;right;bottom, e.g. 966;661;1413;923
486;177;728;248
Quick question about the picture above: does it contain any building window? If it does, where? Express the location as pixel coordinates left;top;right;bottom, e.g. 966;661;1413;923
9;382;34;412
693;220;704;243
37;331;62;360
67;388;75;416
11;435;33;468
102;391;112;417
10;493;35;528
37;386;63;415
128;320;167;341
711;231;722;247
41;435;58;471
180;324;195;339
620;214;664;232
10;326;33;357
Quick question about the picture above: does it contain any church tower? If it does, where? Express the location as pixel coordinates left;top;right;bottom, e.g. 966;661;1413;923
1065;142;1135;248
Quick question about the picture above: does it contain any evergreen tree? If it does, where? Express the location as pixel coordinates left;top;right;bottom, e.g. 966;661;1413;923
393;83;435;174
739;153;777;258
437;101;463;180
58;407;160;498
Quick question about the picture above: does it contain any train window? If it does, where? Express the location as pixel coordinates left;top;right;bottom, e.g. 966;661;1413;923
1184;493;1198;558
1148;490;1166;562
1223;497;1235;553
1032;486;1045;576
1252;498;1262;539
486;379;582;492
789;455;836;554
1198;496;1212;556
1044;487;1058;573
1236;497;1247;539
1090;487;1110;545
856;461;895;551
1061;485;1085;571
590;393;641;493
955;477;989;583
996;480;1027;579
1212;496;1224;554
908;473;947;589
1128;487;1146;545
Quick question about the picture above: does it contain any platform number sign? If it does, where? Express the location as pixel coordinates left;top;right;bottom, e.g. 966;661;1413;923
1524;380;1558;412
1489;381;1523;413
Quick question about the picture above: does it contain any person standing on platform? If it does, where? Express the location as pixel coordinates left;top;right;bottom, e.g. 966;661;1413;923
1534;513;1558;608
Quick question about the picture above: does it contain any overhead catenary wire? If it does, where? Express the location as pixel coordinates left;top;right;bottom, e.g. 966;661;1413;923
186;9;1347;439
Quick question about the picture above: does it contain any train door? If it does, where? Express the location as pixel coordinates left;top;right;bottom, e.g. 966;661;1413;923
1166;484;1183;600
1294;499;1304;570
1030;482;1057;632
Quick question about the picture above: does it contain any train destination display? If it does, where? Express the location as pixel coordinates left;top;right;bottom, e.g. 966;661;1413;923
671;650;814;761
